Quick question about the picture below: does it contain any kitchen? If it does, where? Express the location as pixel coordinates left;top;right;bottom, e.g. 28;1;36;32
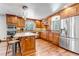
0;3;79;56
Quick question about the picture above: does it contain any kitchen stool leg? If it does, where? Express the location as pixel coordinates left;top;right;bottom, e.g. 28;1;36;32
12;43;16;56
15;43;17;55
18;42;22;56
6;44;9;56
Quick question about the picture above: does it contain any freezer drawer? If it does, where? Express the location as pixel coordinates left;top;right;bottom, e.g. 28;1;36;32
60;37;79;54
60;37;67;49
60;37;75;50
66;38;75;51
72;39;79;53
66;38;79;53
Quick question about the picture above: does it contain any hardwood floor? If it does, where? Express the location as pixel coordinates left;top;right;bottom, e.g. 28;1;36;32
23;39;79;56
0;39;79;56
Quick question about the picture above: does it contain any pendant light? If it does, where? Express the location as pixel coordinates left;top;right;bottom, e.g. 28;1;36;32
22;6;28;20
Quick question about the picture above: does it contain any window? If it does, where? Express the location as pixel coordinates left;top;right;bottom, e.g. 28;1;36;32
51;16;60;32
25;20;36;30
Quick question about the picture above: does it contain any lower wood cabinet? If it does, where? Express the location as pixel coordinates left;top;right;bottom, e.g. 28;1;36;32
52;32;60;46
48;31;53;42
40;31;47;40
20;37;35;54
40;31;60;46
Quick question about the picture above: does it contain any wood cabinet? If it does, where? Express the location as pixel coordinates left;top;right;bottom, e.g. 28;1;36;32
40;31;47;40
16;17;25;28
40;21;46;28
6;14;17;25
75;4;79;15
60;4;79;19
20;37;35;54
6;14;25;28
47;17;51;30
48;32;60;46
52;32;60;46
35;20;41;28
40;31;60;46
48;31;53;42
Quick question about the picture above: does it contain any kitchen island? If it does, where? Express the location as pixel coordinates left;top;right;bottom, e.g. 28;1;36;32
14;32;38;56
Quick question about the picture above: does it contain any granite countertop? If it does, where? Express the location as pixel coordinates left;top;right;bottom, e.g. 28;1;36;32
16;28;46;33
14;32;38;38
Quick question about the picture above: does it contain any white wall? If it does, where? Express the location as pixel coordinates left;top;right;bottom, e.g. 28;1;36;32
0;15;7;40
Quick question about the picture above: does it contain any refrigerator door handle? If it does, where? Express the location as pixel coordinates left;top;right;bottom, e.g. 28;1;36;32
60;28;65;33
60;28;67;37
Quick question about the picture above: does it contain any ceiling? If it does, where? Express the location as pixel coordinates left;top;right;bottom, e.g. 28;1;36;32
0;3;74;19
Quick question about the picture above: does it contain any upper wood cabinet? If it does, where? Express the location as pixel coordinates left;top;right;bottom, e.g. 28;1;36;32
59;4;79;19
47;17;51;30
60;7;76;19
40;21;46;28
6;14;17;25
16;17;25;28
35;20;41;28
6;14;25;28
75;4;79;15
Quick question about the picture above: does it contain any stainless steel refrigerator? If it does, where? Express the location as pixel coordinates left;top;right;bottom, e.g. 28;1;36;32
60;16;79;54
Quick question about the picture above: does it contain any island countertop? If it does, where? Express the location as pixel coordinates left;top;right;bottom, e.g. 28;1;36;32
14;32;38;38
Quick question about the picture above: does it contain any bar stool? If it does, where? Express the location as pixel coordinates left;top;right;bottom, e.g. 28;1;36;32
6;36;22;56
0;39;1;43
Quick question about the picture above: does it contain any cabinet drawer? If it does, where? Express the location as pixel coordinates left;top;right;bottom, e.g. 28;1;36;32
48;32;53;41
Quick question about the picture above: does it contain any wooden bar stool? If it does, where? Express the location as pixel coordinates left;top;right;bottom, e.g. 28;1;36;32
6;36;22;56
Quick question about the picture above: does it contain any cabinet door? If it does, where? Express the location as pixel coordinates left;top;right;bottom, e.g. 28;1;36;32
16;17;25;28
20;18;25;27
30;37;35;49
25;37;31;50
6;15;17;24
48;32;53;42
20;37;26;52
40;32;42;38
76;4;79;15
53;33;60;46
20;37;31;53
11;16;17;24
7;15;12;23
20;37;35;54
40;32;47;40
35;20;41;28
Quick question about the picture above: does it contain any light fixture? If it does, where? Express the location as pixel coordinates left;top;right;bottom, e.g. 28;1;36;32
42;18;48;26
22;6;28;20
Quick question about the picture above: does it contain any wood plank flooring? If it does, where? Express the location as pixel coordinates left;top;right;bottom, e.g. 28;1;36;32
0;39;79;56
24;39;79;56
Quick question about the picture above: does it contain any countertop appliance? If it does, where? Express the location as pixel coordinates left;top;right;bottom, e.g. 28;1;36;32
60;16;79;54
7;25;16;36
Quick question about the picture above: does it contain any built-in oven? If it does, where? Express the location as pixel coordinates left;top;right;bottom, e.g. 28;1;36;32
7;25;16;36
7;31;16;36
